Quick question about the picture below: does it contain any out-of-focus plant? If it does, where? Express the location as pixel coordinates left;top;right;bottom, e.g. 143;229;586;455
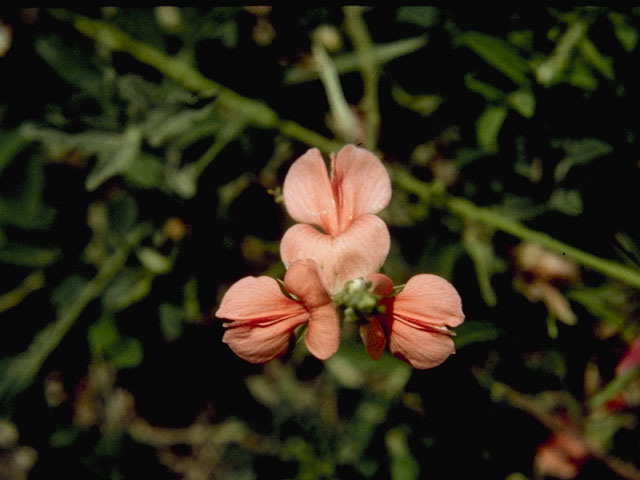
0;6;639;479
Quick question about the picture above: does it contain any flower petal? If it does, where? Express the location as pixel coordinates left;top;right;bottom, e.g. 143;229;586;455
282;148;338;234
222;315;307;363
216;276;308;363
360;316;386;360
284;259;340;360
366;273;394;297
393;274;464;329
332;145;391;232
283;259;332;309
280;214;390;294
385;318;457;369
305;302;340;359
216;276;305;323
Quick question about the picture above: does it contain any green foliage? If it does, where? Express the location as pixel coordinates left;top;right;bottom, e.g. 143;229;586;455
1;6;640;480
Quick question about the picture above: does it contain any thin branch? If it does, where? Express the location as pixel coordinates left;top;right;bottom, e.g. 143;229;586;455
344;6;381;150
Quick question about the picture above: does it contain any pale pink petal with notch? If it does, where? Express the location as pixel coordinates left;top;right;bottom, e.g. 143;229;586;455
282;148;339;234
332;145;392;232
280;214;390;294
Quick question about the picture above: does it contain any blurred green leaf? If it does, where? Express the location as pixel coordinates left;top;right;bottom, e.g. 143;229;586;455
454;321;501;349
506;89;536;118
123;152;164;189
553;138;612;182
88;312;143;369
391;85;442;117
50;428;81;448
386;427;419;480
610;13;638;52
136;247;173;274
548;189;583;216
568;285;630;334
51;275;89;311
462;226;506;306
107;193;138;235
0;155;56;230
566;58;599;90
0;244;60;267
167;163;198;199
396;7;439;28
534;19;588;87
217;172;254;218
103;268;153;312
159;303;184;342
579;37;614;80
464;74;504;101
86;127;143;191
144;102;218;148
0;271;45;313
183;277;201;322
109;337;143;369
0;128;30;176
459;31;530;86
35;35;107;100
88;313;119;357
476;105;508;153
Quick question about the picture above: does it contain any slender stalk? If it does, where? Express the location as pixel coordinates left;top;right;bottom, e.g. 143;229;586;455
284;35;428;84
312;40;361;142
447;196;640;289
344;6;381;150
392;169;640;290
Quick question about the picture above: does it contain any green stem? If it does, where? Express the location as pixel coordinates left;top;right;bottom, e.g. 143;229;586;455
448;196;640;289
344;6;381;150
0;224;151;401
392;169;640;290
312;40;360;142
285;35;428;84
74;17;342;154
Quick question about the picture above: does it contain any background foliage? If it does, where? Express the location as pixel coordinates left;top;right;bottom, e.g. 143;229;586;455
1;7;640;479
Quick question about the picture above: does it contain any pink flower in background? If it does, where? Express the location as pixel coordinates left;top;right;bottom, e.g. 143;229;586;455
534;433;588;479
616;335;640;376
360;273;465;369
280;145;391;294
216;259;339;363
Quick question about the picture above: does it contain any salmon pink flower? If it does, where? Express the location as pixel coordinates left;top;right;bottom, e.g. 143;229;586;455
534;433;588;479
216;259;339;363
280;145;392;294
360;273;464;369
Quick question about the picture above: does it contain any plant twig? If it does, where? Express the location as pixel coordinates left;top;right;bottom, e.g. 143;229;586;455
344;6;381;150
392;168;640;290
74;17;343;154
